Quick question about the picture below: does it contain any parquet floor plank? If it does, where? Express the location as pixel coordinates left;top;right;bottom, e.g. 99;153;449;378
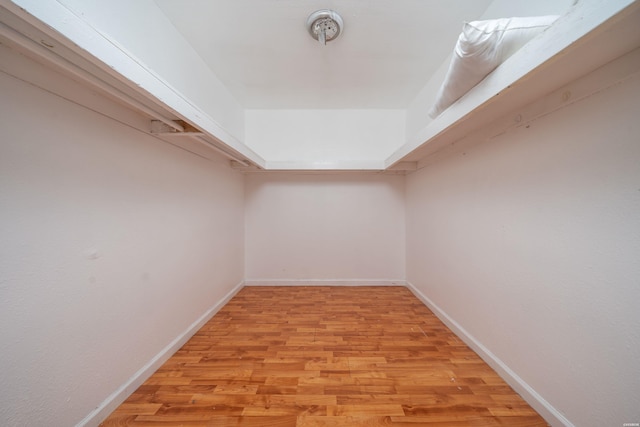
101;286;548;426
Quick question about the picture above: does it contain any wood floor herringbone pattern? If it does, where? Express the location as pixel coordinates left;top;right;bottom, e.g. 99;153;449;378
101;286;548;426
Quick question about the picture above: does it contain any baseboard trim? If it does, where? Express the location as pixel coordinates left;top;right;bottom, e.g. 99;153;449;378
405;281;573;427
79;280;573;426
77;280;245;427
244;279;407;287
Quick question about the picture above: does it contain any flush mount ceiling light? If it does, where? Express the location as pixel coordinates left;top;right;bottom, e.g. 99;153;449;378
306;9;343;45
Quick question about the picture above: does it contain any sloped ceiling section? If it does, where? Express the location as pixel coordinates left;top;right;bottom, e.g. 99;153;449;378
2;0;637;170
153;0;494;110
0;0;496;169
152;0;494;169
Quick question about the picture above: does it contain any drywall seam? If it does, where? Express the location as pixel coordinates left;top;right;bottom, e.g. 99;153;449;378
244;279;407;287
405;281;575;427
77;280;246;427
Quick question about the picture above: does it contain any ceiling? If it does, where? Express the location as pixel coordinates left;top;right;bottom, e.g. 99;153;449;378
153;0;494;109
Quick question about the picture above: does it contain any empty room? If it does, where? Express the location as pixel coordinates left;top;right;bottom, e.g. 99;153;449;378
1;0;639;426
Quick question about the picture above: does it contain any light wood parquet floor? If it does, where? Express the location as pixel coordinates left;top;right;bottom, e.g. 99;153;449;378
101;286;549;426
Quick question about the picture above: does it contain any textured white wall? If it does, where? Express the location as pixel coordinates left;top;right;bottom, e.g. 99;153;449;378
245;109;405;168
406;61;640;426
245;173;405;282
0;48;244;426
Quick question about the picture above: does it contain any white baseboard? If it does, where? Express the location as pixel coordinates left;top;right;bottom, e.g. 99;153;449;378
79;279;573;427
405;281;574;427
77;280;245;427
244;279;407;286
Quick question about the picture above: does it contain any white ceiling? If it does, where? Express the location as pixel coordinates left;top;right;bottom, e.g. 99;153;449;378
153;0;494;109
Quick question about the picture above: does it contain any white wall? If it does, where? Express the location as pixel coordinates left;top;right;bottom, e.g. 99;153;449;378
0;45;245;426
245;173;405;282
245;109;405;168
406;57;640;426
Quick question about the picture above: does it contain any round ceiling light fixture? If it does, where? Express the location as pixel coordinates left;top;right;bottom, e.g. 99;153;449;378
306;9;343;45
